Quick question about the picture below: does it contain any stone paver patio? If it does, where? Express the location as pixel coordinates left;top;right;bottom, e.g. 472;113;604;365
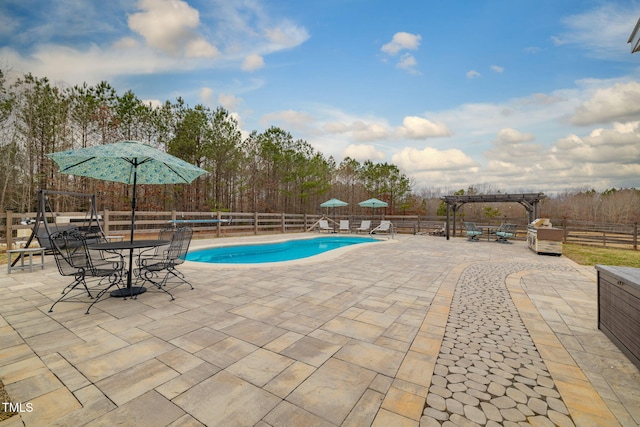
0;233;639;426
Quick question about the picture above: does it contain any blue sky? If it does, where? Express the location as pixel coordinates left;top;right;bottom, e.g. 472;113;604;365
2;0;640;194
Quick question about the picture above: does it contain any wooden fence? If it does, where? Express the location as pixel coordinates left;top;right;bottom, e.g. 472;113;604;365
1;210;637;251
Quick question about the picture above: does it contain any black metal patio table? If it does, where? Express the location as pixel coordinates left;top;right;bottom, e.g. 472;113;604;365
478;225;499;241
88;239;169;297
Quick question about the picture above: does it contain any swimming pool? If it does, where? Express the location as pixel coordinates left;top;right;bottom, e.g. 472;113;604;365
186;236;379;264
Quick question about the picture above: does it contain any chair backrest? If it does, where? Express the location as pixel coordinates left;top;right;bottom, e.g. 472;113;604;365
378;220;391;231
358;220;371;230
169;227;193;265
464;222;478;231
319;220;330;229
49;230;90;277
339;220;349;229
501;223;518;234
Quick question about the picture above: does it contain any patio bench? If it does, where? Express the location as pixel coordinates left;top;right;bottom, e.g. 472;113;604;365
8;247;45;274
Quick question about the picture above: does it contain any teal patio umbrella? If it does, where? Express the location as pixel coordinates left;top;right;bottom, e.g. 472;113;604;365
320;198;348;229
358;197;388;218
320;198;348;211
47;140;208;292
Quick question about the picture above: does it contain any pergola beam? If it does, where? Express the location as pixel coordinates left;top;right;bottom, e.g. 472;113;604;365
440;193;547;240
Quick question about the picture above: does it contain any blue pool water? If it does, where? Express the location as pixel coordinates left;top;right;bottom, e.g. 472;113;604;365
186;236;379;264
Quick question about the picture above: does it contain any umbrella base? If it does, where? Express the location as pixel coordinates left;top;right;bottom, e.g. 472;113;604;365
110;286;147;298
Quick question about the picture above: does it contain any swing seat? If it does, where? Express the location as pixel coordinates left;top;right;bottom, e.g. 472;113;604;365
36;224;79;253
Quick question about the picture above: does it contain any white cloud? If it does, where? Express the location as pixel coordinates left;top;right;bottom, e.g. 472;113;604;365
323;121;350;134
218;93;242;111
397;53;419;73
554;4;640;59
113;37;139;49
380;32;421;74
552;121;640;164
486;128;542;161
342;144;385;161
351;121;389;141
142;98;164;108
392;146;477;173
128;0;219;58
495;128;535;144
0;0;309;85
397;53;416;68
260;109;314;131
491;65;504;73
397;116;451;139
199;87;214;104
264;21;310;50
381;32;422;55
466;70;480;79
322;118;390;142
185;38;219;58
0;44;183;84
571;81;640;126
242;54;265;71
473;120;640;192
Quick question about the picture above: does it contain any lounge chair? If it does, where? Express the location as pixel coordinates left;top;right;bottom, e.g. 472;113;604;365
355;220;371;233
495;223;517;243
338;220;350;233
370;220;393;236
429;223;445;236
318;219;332;233
464;222;482;241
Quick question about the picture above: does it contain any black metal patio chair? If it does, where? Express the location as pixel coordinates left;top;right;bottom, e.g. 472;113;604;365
464;222;482;241
495;223;518;243
48;230;125;314
135;226;194;300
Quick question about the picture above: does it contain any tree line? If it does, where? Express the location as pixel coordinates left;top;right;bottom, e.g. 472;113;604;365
0;70;412;215
1;69;638;225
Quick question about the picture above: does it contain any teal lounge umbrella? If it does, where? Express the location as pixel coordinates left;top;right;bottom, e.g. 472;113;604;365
320;198;348;210
320;198;348;229
358;197;388;218
47;140;208;294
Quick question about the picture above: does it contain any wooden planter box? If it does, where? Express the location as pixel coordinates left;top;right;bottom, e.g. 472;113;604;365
596;265;640;370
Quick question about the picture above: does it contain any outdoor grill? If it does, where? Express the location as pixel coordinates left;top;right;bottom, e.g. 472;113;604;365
527;218;563;255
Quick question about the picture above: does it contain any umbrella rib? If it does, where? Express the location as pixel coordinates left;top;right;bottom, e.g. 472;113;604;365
59;157;96;172
159;161;193;183
126;157;193;183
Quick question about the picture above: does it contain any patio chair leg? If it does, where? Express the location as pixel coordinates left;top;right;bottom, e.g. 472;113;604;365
141;270;175;300
84;275;125;314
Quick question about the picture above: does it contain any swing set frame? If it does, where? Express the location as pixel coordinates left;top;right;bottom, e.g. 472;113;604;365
11;189;105;267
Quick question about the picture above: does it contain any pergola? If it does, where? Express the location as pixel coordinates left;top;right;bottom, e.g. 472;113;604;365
440;193;547;240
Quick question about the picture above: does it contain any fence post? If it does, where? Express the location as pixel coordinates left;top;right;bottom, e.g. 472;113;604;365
634;222;638;250
103;209;110;235
254;212;258;235
281;212;286;233
217;211;222;238
5;209;13;249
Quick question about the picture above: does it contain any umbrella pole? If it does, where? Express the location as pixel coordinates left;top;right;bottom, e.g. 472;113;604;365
128;170;137;293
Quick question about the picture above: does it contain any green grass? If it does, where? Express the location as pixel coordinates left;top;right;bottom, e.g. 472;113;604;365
562;243;640;268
